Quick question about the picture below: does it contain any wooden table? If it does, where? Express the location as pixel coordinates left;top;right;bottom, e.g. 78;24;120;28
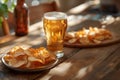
0;4;120;80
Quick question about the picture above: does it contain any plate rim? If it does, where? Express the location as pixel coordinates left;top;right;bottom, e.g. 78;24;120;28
2;54;58;72
64;31;120;48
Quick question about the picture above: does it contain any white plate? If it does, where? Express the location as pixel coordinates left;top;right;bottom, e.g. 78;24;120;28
2;55;58;72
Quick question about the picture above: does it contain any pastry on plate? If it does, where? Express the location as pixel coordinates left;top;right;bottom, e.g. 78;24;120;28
3;46;56;69
64;27;112;47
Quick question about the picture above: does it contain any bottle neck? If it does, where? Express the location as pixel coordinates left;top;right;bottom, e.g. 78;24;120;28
17;0;25;6
100;0;114;5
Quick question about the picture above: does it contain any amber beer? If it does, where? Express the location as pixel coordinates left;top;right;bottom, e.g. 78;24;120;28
43;12;67;58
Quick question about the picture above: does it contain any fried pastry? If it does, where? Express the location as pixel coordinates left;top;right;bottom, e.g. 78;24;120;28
64;27;112;44
4;46;56;69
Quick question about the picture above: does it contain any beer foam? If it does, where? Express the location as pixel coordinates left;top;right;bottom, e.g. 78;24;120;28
44;12;67;20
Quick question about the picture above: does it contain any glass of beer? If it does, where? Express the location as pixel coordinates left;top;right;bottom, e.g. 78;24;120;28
43;12;67;58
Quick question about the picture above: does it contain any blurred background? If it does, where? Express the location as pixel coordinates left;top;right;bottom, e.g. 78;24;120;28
0;0;120;36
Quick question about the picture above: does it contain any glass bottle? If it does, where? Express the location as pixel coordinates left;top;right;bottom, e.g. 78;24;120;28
100;0;118;13
14;0;29;36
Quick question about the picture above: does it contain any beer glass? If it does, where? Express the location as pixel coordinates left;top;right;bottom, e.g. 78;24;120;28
43;12;67;58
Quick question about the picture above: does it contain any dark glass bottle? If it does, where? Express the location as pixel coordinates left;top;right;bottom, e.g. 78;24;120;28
100;0;118;13
14;0;29;36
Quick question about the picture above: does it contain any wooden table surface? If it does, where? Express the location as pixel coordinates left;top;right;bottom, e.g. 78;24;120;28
0;3;120;80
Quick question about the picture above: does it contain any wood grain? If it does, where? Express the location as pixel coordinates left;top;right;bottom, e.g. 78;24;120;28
35;43;120;80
